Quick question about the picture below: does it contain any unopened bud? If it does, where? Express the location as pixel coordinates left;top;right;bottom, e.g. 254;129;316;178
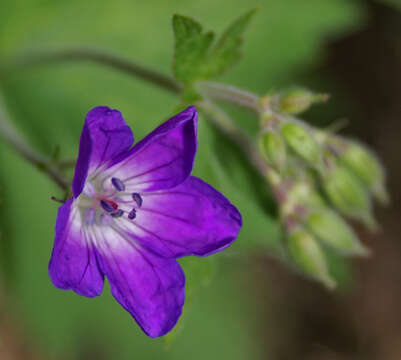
306;210;369;256
277;87;329;115
340;141;388;205
287;227;336;289
289;181;326;208
259;129;287;170
323;166;376;228
281;122;322;168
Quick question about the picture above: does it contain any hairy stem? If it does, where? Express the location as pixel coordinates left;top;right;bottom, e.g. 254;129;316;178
0;98;69;191
197;81;261;112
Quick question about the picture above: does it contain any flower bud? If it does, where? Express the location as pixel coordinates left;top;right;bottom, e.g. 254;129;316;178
306;210;369;256
340;141;388;205
276;87;329;115
281;122;322;168
288;181;326;208
287;227;336;289
258;129;287;170
323;166;376;228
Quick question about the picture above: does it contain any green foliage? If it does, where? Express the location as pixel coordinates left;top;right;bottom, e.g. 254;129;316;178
172;15;215;84
173;9;257;85
203;8;258;78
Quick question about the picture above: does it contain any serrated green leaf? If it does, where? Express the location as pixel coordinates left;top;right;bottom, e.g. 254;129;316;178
172;9;256;85
204;8;257;78
172;14;215;84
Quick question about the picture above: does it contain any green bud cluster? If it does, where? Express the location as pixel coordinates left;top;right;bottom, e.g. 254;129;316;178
258;117;323;173
258;86;388;288
280;178;369;288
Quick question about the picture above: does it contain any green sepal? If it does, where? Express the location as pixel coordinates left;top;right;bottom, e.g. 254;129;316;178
281;122;322;169
323;165;376;228
287;227;336;289
306;209;369;256
276;87;329;115
258;129;287;171
339;141;389;205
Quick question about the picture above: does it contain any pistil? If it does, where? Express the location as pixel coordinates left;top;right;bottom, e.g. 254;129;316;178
100;199;117;212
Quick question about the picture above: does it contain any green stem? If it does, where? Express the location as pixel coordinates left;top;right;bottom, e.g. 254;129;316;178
3;48;181;94
197;81;261;112
0;98;69;191
58;158;76;169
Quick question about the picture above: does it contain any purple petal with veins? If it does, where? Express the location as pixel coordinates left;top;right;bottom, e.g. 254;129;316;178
49;105;242;337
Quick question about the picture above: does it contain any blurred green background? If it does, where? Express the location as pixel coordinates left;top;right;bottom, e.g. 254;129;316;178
0;0;400;359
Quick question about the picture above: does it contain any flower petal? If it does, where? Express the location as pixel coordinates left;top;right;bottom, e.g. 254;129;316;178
93;226;185;337
102;106;197;192
73;106;134;197
49;199;104;297
117;176;242;258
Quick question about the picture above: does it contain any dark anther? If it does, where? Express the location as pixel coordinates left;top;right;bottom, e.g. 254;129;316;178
128;208;137;220
131;192;143;207
111;209;124;218
111;177;125;191
100;200;114;212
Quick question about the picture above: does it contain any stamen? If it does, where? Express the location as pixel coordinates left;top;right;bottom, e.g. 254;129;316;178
111;209;124;218
100;199;116;212
131;193;143;207
128;208;137;220
111;177;125;192
84;208;96;225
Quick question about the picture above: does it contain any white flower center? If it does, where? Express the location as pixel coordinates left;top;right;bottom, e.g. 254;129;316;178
77;176;142;227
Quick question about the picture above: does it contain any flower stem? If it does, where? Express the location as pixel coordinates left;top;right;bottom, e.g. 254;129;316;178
197;81;261;112
3;48;181;94
0;98;69;191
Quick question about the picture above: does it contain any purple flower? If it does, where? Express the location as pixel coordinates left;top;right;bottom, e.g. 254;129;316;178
48;106;242;337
